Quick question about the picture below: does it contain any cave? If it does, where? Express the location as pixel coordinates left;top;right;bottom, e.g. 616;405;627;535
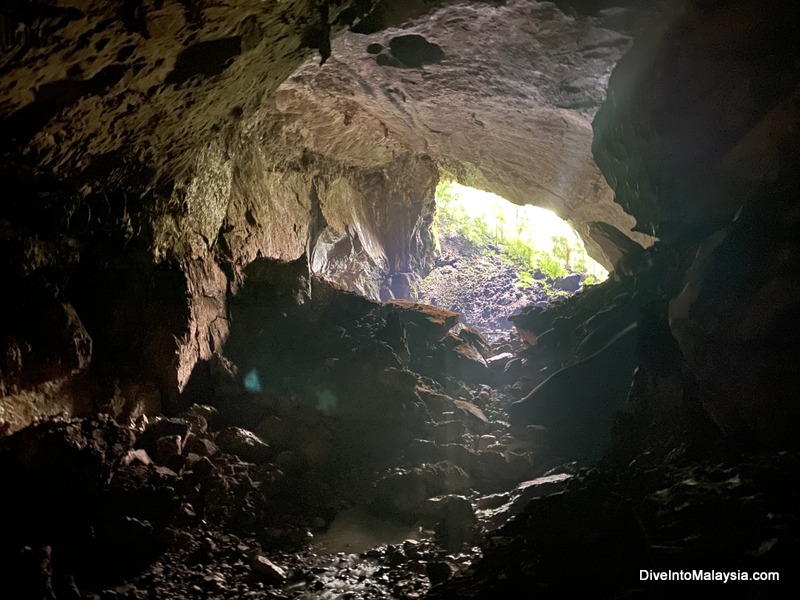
1;1;799;598
420;180;607;338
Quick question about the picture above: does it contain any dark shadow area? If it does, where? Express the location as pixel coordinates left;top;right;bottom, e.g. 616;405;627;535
165;36;243;85
387;34;444;68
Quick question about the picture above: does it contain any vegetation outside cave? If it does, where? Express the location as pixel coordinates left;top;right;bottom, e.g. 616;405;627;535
419;180;608;338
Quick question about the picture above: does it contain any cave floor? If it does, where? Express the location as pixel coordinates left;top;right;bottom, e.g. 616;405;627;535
2;275;798;599
4;414;796;599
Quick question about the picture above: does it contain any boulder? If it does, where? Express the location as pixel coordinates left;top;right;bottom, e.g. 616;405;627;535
371;461;470;515
508;323;639;461
553;273;583;293
215;427;271;464
386;301;459;342
250;555;287;585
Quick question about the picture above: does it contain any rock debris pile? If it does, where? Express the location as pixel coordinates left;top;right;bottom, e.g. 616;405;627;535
419;232;586;341
0;259;545;599
3;256;798;598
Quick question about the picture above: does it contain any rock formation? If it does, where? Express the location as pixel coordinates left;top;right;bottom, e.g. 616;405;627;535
2;0;800;597
594;0;800;449
263;0;658;263
1;0;662;429
2;0;393;425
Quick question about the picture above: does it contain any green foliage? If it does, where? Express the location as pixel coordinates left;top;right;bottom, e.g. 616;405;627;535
436;179;457;212
436;181;495;247
516;270;535;289
535;252;567;279
464;216;490;245
504;238;535;270
433;179;604;287
583;274;599;286
541;281;571;298
551;236;572;266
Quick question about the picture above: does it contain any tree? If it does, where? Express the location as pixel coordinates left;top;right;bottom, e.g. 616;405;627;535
551;236;572;270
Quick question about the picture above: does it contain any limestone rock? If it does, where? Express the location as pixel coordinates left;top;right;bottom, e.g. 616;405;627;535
386;301;459;341
594;0;800;449
480;473;573;530
594;1;799;239
553;273;583;293
0;0;378;188
371;461;471;515
264;0;657;266
426;560;455;586
420;494;476;551
452;399;489;430
183;436;219;458
508;323;639;461
250;555;287;585
110;380;162;426
431;420;468;445
587;221;646;271
0;0;667;435
215;427;271;464
445;338;491;385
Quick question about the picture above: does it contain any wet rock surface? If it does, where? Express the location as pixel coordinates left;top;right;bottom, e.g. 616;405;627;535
429;453;800;599
0;255;591;597
3;255;798;598
0;273;538;598
4;334;798;599
2;0;800;598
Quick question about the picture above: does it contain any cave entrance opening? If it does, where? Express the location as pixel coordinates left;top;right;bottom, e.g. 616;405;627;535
419;180;607;340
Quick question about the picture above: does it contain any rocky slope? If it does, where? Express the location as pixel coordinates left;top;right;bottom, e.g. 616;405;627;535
419;232;582;340
3;263;798;599
0;265;549;599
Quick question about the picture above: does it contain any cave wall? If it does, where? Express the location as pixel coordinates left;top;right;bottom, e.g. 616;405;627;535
4;0;800;457
594;1;800;240
1;0;398;432
594;0;800;448
0;135;438;432
221;136;438;300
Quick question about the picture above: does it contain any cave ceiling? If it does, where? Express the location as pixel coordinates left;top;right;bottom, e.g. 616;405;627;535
1;0;662;267
260;0;658;241
0;0;377;188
